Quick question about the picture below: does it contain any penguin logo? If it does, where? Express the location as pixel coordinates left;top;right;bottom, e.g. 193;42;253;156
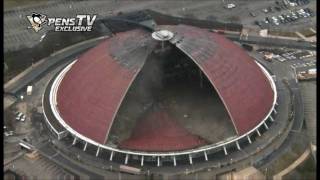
27;13;47;32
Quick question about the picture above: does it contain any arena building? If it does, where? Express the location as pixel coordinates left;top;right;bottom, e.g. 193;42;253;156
43;24;278;167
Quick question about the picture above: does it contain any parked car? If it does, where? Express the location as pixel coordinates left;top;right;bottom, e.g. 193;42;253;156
254;20;262;26
268;6;274;13
4;131;14;137
266;17;272;22
249;12;257;17
20;115;26;122
278;15;285;22
224;3;236;9
16;112;23;121
275;6;281;11
304;8;311;13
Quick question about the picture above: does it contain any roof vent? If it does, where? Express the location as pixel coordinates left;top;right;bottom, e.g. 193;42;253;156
152;30;174;41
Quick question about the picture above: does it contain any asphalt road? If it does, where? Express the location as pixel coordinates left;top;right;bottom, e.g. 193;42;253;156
299;81;316;145
226;33;316;50
38;143;99;179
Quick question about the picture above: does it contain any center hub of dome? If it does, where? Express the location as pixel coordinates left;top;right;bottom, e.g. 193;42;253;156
152;30;174;41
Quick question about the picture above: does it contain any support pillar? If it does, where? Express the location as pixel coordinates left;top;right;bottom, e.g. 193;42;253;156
273;109;278;114
157;156;160;167
247;135;252;144
161;41;164;51
204;151;208;161
173;156;177;166
270;116;275;122
141;156;144;166
256;129;261;136
95;146;100;157
125;154;129;165
72;137;77;145
189;154;193;165
109;151;114;161
83;142;87;151
223;146;228;155
236;141;241;150
264;122;269;129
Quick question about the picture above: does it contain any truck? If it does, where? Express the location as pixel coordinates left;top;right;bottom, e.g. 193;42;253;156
27;86;33;96
297;69;316;80
308;68;316;75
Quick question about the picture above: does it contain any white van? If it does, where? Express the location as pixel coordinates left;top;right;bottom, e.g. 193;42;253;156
225;4;236;9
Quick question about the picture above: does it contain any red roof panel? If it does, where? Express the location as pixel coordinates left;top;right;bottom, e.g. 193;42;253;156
57;29;156;143
164;25;274;135
119;109;207;151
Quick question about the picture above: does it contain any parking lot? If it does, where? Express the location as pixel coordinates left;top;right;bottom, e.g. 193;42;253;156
255;7;314;29
257;47;316;74
244;0;316;31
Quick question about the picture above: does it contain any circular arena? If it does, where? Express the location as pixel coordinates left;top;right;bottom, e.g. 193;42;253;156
43;24;278;167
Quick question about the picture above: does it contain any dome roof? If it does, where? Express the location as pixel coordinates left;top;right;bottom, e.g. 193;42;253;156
56;25;274;151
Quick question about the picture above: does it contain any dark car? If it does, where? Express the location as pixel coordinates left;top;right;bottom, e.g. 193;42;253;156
250;12;257;17
268;6;274;13
265;17;271;23
309;11;315;17
285;15;292;22
275;6;281;11
296;0;302;5
304;8;312;13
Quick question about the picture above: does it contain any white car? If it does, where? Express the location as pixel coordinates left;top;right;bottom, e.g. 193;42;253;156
225;3;236;9
20;115;26;122
289;2;297;7
16;112;23;121
4;131;13;137
278;15;285;20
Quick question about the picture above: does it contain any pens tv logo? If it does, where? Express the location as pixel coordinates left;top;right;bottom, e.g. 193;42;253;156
27;12;97;32
26;13;47;32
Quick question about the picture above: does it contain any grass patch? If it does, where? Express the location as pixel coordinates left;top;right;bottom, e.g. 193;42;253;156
268;30;299;38
299;28;316;38
266;135;309;176
284;156;316;180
